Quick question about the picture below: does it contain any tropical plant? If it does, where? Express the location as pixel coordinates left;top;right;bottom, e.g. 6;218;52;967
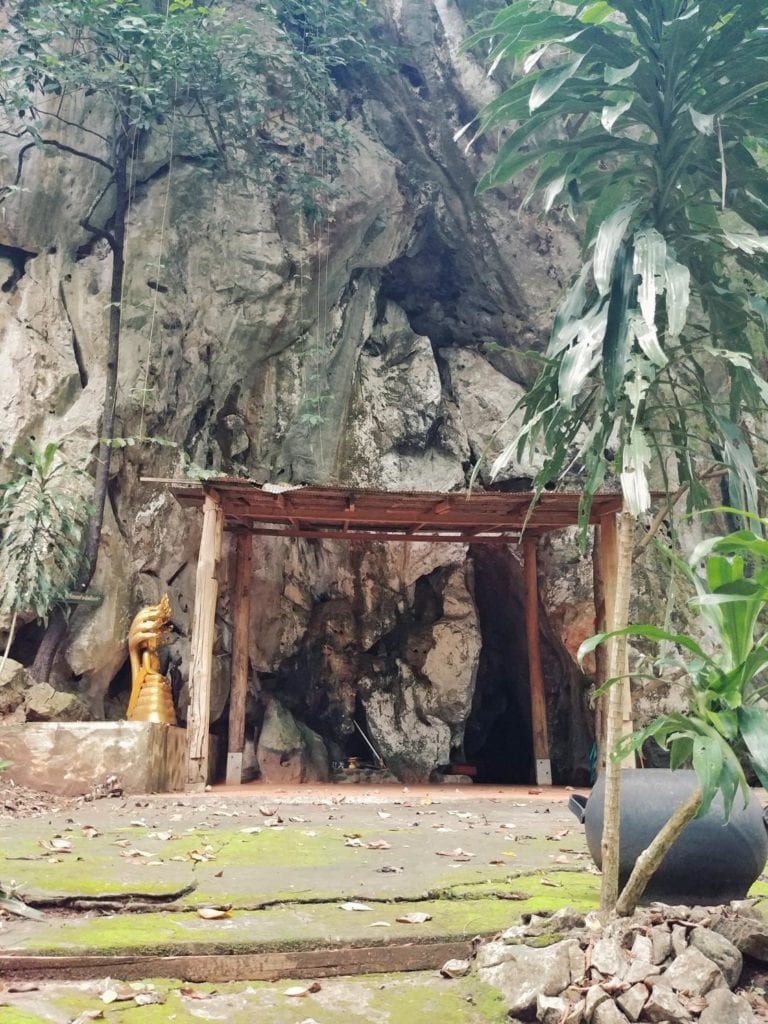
466;0;768;912
0;442;89;674
0;0;391;682
579;519;768;915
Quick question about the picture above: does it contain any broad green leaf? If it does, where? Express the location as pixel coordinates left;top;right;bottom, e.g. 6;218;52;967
629;316;667;367
688;106;715;135
692;733;723;818
718;417;759;520
604;59;639;85
633;228;666;331
738;704;768;789
722;231;768;255
593;201;638;296
663;256;690;338
620;427;652;515
530;51;588;112
601;99;632;133
603;240;635;405
577;624;713;666
557;303;609;406
669;735;693;770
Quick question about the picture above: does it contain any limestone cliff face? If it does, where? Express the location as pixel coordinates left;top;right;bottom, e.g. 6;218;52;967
0;0;604;782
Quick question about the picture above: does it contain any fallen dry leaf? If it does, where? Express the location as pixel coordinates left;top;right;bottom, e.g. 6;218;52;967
189;847;216;862
339;902;371;912
101;986;135;1004
39;838;72;853
365;840;391;850
5;982;39;993
239;827;262;835
377;811;391;819
496;891;529;901
196;907;232;919
259;805;279;817
149;831;173;842
134;992;164;1006
178;987;215;1000
436;848;474;861
368;921;392;928
344;837;364;848
81;826;100;840
289;816;308;823
396;912;432;924
283;982;321;997
440;958;471;978
540;878;562;888
71;1011;104;1023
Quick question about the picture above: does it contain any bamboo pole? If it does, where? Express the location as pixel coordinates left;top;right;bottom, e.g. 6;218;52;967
226;531;253;786
186;492;223;790
524;536;551;785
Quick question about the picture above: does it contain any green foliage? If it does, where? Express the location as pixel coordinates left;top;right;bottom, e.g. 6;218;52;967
469;1;768;529
0;0;393;197
0;442;89;624
578;523;768;821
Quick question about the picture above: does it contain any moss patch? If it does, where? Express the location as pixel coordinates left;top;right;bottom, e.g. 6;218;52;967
17;885;584;957
5;974;509;1024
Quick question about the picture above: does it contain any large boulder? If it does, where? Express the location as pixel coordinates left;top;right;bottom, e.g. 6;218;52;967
363;668;451;782
476;938;584;1019
256;698;329;784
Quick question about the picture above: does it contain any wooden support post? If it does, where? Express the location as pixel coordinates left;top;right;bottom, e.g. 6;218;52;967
524;536;551;786
597;513;636;769
186;492;224;790
226;531;253;786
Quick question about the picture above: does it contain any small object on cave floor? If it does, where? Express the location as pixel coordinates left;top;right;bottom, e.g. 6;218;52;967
346;757;360;770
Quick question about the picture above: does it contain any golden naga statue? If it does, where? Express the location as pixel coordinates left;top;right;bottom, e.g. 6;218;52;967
127;594;177;725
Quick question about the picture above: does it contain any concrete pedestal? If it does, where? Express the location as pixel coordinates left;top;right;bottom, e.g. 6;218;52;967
0;721;188;796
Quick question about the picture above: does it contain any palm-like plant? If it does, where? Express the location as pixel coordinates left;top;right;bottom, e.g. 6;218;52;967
579;521;768;914
467;0;768;912
0;442;88;674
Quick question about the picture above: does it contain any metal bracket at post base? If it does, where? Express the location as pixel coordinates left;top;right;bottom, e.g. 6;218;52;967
225;752;243;786
535;759;552;786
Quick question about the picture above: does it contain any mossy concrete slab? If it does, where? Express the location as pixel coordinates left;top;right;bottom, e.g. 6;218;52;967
0;971;510;1024
0;793;592;911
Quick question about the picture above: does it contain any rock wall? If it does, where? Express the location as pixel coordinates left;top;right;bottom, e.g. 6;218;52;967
0;0;613;784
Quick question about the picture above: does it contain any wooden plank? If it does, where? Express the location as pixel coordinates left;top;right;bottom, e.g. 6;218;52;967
226;532;253;786
186;493;224;789
0;940;474;983
523;536;551;785
245;527;521;545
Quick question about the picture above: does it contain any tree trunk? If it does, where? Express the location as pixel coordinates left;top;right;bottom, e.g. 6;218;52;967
615;786;703;916
31;137;131;683
599;508;635;916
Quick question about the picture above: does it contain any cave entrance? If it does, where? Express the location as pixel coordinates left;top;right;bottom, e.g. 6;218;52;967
159;480;630;791
464;546;534;784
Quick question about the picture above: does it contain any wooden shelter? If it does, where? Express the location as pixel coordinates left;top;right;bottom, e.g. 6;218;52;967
162;480;628;790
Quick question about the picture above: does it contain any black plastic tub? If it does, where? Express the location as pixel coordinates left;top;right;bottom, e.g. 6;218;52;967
569;769;768;905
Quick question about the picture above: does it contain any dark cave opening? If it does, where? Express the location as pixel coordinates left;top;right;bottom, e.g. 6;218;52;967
463;544;594;786
463;546;534;784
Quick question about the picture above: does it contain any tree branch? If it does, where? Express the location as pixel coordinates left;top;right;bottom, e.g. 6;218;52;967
615;786;702;916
